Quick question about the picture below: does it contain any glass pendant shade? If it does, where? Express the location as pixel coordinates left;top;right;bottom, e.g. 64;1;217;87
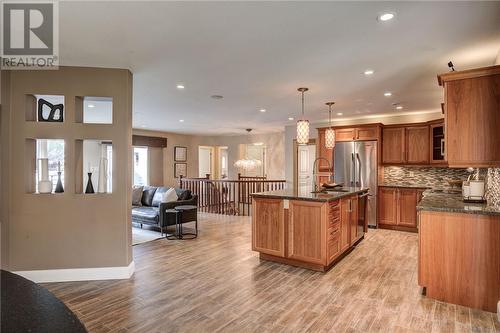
325;128;335;149
296;119;310;145
233;128;263;171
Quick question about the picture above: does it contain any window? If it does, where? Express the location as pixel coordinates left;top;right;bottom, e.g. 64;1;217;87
133;147;148;186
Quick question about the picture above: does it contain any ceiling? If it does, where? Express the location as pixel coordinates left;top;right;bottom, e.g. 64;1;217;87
59;1;500;135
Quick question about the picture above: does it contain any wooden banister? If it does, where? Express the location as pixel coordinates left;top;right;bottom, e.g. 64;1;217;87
180;176;285;216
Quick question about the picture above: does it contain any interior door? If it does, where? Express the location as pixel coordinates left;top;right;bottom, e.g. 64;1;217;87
297;144;315;188
198;146;212;177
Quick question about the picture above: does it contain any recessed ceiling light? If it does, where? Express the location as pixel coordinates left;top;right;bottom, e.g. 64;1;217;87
337;112;343;116
384;92;392;97
396;105;403;110
179;119;185;122
88;104;95;108
211;95;223;100
176;84;185;89
260;108;266;113
378;12;395;22
288;117;294;121
364;70;374;75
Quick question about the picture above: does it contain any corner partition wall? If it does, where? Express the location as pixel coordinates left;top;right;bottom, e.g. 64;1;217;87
1;67;133;281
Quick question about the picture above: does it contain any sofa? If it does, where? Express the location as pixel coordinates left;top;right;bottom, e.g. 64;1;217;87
132;186;198;235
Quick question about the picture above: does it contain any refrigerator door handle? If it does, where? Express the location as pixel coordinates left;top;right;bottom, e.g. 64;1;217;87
356;153;361;187
351;152;355;187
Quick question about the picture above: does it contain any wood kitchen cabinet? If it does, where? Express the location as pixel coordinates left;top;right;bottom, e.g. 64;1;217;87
406;126;429;164
382;125;429;165
335;128;356;141
429;120;446;165
288;200;326;265
251;198;285;257
382;127;405;164
378;186;424;232
378;187;397;225
438;65;500;167
252;191;366;272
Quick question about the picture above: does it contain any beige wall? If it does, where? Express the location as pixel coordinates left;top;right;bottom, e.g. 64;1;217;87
132;129;285;187
495;48;500;65
1;67;133;271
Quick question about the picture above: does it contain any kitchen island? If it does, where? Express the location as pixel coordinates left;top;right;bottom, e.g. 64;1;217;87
417;190;500;313
251;187;368;272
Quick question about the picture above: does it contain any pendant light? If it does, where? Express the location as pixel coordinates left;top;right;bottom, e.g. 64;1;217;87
234;129;263;171
325;102;335;149
296;87;310;145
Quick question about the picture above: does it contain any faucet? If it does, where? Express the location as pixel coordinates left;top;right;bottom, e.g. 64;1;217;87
312;157;333;192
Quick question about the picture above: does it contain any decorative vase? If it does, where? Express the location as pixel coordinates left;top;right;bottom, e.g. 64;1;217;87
38;158;52;193
55;171;64;193
97;157;108;193
85;172;95;194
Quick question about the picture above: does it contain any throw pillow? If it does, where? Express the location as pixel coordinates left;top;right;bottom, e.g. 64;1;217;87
163;187;178;203
132;186;143;206
141;186;158;206
176;189;192;201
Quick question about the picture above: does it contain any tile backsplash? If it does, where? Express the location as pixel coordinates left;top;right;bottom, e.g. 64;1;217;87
383;166;470;189
486;168;500;208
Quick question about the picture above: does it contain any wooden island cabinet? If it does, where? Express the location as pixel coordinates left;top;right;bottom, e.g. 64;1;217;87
252;188;368;272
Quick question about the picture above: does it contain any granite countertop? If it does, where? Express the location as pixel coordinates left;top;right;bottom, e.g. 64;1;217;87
250;187;368;202
379;183;431;189
417;189;500;216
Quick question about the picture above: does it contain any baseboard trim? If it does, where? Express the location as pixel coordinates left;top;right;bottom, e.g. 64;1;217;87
13;261;135;283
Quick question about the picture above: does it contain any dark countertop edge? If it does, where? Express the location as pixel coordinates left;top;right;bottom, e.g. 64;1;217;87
416;205;500;217
379;184;431;189
250;188;368;202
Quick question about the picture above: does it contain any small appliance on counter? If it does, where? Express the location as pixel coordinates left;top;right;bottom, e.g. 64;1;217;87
463;168;486;203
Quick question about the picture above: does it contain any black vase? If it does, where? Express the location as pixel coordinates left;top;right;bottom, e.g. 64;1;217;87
85;172;95;194
55;171;64;193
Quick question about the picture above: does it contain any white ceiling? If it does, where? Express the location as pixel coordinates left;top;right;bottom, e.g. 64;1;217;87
59;1;500;135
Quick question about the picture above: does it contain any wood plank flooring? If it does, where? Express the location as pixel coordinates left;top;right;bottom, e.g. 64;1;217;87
44;213;500;333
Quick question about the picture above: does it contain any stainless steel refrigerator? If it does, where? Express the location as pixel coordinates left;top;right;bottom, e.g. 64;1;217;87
333;141;377;227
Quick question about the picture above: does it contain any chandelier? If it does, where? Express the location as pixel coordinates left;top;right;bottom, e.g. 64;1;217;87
325;102;335;149
296;87;309;145
234;129;263;171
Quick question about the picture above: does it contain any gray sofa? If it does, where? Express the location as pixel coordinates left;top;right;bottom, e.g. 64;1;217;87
132;186;198;234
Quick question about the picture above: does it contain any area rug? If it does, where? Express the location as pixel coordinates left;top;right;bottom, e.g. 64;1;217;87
132;227;163;245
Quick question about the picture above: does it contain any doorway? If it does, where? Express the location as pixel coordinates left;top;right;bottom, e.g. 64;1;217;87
217;146;229;179
198;146;214;178
297;143;316;188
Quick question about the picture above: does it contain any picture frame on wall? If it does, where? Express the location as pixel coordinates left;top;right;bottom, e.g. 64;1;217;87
174;163;187;178
174;146;187;162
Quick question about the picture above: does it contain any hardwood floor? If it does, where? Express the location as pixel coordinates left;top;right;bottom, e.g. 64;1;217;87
44;213;499;333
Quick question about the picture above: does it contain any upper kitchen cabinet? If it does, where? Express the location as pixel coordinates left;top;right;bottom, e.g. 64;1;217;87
438;65;500;167
382;124;430;165
382;127;405;164
429;120;446;165
406;125;430;164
